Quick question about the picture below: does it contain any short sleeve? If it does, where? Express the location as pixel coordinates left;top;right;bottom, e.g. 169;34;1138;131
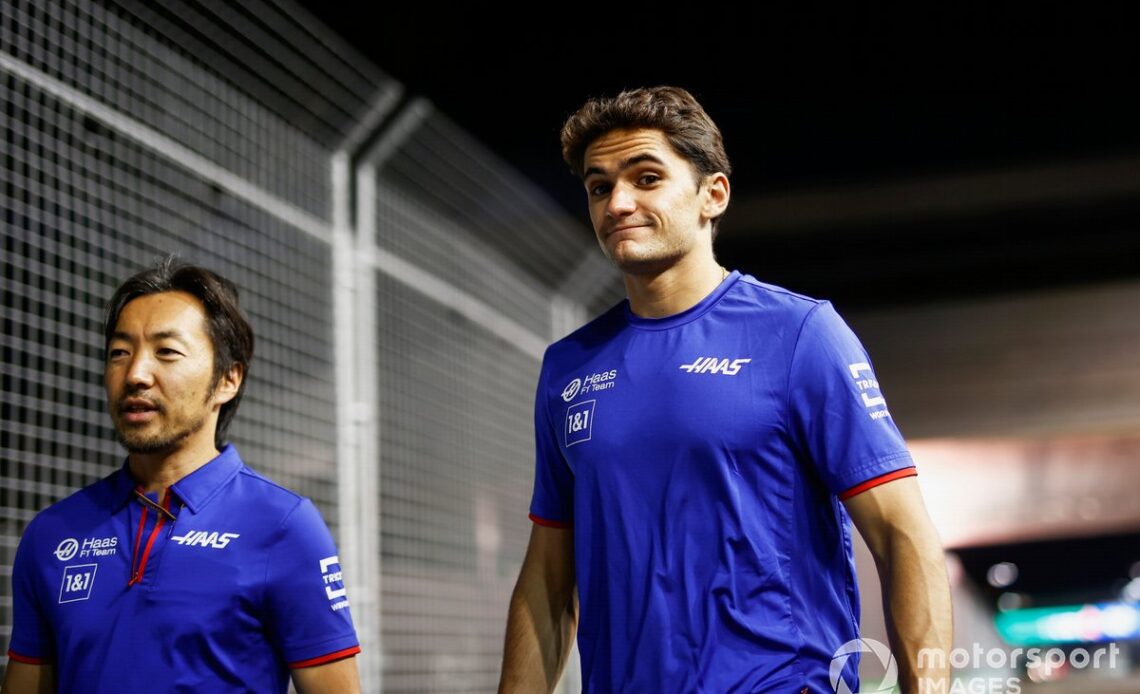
787;303;915;496
527;356;574;527
7;522;54;664
263;499;360;668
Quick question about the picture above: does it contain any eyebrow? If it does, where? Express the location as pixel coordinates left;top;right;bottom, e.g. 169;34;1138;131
583;153;667;179
110;329;188;342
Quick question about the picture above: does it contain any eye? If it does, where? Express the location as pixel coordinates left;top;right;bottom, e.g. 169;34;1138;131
587;181;611;197
156;347;184;358
638;173;661;186
107;348;129;360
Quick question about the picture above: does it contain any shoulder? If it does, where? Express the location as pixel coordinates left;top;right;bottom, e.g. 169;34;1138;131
226;465;315;525
707;275;841;350
22;471;120;536
14;472;121;572
727;274;828;322
223;466;338;553
542;300;627;366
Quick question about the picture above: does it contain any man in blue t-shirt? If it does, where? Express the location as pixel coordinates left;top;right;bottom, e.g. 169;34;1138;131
499;87;952;693
3;257;360;693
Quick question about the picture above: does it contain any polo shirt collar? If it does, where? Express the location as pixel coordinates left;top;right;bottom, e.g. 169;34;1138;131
110;445;245;514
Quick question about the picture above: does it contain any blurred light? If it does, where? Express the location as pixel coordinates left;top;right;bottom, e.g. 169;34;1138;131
1104;604;1140;638
1123;577;1140;603
1026;658;1068;683
997;592;1025;612
996;602;1140;646
1130;561;1140;580
987;561;1019;588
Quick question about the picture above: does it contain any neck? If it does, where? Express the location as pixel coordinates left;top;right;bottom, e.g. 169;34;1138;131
128;441;220;494
624;251;727;318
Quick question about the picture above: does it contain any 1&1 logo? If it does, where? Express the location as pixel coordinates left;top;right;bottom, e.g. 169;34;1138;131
830;638;898;694
54;538;79;561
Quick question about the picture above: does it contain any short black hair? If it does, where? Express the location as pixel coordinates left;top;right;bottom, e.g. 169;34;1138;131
104;255;254;448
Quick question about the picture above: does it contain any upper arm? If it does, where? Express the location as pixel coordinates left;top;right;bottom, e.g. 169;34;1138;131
291;655;360;694
843;476;939;560
1;660;55;694
517;524;575;606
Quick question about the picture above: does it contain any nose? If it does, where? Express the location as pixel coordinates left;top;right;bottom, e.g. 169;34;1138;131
605;182;637;219
124;352;156;389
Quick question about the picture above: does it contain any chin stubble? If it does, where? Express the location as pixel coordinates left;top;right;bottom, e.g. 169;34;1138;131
114;410;208;455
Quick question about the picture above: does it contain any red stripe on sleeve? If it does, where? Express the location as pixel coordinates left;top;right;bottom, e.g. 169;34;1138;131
289;645;361;669
528;513;571;529
7;649;47;665
838;467;918;501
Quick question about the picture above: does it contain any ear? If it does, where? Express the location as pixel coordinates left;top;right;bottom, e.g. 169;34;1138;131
700;173;730;223
212;363;244;407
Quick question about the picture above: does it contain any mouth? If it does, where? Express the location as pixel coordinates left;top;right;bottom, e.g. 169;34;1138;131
607;223;649;238
119;398;161;424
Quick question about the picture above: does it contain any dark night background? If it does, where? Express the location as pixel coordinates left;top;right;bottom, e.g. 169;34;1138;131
297;4;1140;310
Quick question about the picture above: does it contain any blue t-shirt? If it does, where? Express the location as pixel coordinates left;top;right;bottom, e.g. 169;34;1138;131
529;272;915;693
7;445;359;692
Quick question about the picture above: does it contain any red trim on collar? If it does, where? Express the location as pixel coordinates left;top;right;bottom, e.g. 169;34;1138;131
128;489;172;587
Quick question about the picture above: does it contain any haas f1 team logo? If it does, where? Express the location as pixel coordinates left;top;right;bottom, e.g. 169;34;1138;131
562;370;618;401
54;538;79;561
561;378;582;402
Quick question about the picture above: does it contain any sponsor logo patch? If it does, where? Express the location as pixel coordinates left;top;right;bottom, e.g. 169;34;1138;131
565;400;596;447
848;362;891;420
59;564;97;604
320;555;351;612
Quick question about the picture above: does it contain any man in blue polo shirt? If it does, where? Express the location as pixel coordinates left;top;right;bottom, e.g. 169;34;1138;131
4;257;360;693
499;87;953;693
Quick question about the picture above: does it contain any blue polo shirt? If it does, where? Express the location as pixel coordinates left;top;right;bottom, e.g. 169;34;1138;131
529;272;916;692
7;445;359;692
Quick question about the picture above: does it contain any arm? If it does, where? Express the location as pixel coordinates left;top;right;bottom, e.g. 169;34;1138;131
844;476;953;694
2;661;55;694
291;656;360;694
498;524;577;693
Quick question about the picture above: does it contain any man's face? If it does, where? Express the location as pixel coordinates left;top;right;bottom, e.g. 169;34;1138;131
582;128;723;275
105;291;229;456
